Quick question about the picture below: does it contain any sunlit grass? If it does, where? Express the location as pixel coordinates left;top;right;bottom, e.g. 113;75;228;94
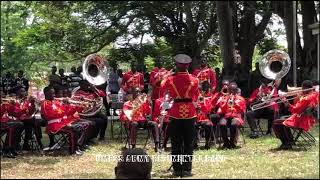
1;122;319;179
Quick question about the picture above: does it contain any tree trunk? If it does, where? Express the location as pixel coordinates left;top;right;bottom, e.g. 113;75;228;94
301;1;318;79
216;1;235;78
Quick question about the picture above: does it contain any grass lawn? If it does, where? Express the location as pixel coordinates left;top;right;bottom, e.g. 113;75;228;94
1;121;319;179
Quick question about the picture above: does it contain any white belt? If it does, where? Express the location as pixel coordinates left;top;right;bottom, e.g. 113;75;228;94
8;116;17;121
47;118;62;125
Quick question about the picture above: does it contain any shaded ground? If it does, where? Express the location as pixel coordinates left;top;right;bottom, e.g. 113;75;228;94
1;121;319;179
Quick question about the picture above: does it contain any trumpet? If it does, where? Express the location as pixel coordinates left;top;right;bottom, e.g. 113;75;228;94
250;86;318;111
1;97;16;103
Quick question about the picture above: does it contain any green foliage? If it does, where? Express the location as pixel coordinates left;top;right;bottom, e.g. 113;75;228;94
257;37;283;55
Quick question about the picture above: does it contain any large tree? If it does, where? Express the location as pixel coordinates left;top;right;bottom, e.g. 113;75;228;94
134;1;218;68
272;1;318;85
216;1;235;77
232;1;272;75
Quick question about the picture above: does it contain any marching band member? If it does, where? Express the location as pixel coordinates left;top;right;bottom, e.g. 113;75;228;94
150;56;172;105
120;88;160;152
11;87;43;150
73;80;108;141
210;80;230;125
41;86;88;155
194;81;214;150
246;78;280;138
152;91;172;150
121;62;144;95
160;54;199;177
217;82;246;149
192;57;217;93
0;88;23;158
273;80;319;149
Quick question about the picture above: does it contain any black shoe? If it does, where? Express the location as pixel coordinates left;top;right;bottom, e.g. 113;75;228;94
11;150;18;156
222;143;230;149
172;170;182;177
131;144;136;149
204;143;210;150
5;152;16;158
279;143;292;150
182;170;193;177
98;137;105;141
75;149;84;156
194;143;199;149
249;131;259;139
230;143;237;149
22;144;31;151
266;130;272;135
83;144;91;150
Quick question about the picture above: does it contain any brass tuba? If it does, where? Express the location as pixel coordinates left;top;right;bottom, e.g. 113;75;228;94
259;49;291;80
82;54;109;86
250;49;291;111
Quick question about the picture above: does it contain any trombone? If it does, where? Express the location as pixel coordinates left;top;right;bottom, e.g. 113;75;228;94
54;97;92;106
250;86;318;111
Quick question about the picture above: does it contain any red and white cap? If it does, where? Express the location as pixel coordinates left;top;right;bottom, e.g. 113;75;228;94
174;54;192;64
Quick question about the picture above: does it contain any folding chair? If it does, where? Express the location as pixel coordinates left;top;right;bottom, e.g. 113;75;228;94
194;123;215;149
123;122;151;149
19;112;43;152
109;100;124;141
290;128;316;150
44;132;70;153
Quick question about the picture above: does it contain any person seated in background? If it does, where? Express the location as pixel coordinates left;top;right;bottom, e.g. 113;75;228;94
41;86;90;155
216;82;246;149
0;87;23;158
273;80;319;149
14;70;29;93
59;68;70;93
49;66;62;92
2;72;15;95
115;148;152;179
194;81;214;150
120;88;160;152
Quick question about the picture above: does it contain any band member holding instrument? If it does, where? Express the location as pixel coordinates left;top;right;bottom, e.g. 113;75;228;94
121;62;144;95
1;88;23;158
160;54;199;177
120;88;160;152
217;82;246;149
246;78;279;138
14;70;29;93
273;80;319;149
192;57;217;93
73;80;108;141
150;56;172;109
152;91;172;150
194;81;214;150
210;80;230;126
11;86;44;150
41;86;88;155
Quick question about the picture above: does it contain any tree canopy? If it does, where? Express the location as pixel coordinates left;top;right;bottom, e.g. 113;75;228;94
1;1;318;88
